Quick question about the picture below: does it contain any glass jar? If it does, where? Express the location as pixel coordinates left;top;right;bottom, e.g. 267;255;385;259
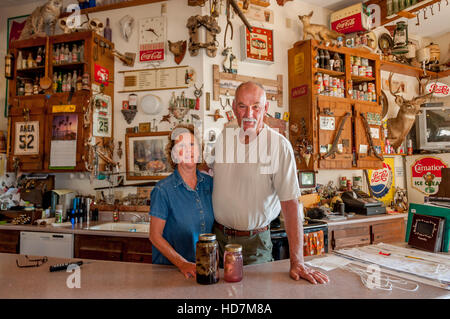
196;233;219;285
224;244;243;283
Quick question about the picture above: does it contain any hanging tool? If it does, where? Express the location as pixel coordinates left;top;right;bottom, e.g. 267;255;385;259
322;112;350;159
360;112;384;161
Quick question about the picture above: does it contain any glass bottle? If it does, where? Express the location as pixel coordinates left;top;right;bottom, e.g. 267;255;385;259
72;44;78;63
224;244;243;283
17;79;25;96
319;49;325;69
67;73;73;91
65;44;70;63
27;53;34;69
54;45;59;64
52;73;58;93
33;77;39;95
76;74;83;91
62;74;68;92
36;47;43;66
196;233;219;285
17;51;23;70
79;43;84;62
333;53;341;72
57;73;62;93
104;18;112;41
59;45;65;64
72;70;78;90
324;50;330;70
67;45;73;63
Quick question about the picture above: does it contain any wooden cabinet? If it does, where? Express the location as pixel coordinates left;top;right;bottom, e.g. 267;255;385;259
6;31;114;173
329;217;406;251
0;230;20;254
288;39;383;171
74;235;152;264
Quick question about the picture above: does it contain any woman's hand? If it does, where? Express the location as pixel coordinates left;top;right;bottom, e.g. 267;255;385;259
177;261;197;279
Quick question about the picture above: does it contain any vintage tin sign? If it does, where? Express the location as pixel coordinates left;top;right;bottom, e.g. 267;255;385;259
368;159;395;202
411;157;448;195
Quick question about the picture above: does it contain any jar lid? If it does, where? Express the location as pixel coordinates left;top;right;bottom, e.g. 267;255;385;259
199;233;216;241
225;244;242;252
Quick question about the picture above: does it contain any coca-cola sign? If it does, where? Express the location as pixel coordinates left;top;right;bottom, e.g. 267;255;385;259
291;85;308;98
411;157;448;195
331;13;367;34
426;82;450;98
140;49;164;62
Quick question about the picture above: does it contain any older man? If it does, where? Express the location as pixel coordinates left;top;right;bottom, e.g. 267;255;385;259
210;81;329;285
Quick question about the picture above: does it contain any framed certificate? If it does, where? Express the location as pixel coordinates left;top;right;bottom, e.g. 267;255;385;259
241;25;274;64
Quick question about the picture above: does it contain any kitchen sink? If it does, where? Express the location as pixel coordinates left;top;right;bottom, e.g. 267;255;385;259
86;222;149;233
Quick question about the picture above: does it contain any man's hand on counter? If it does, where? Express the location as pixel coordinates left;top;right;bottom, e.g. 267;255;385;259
289;262;330;285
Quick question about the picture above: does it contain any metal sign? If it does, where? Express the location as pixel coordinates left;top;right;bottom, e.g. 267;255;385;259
426;82;450;98
14;121;39;155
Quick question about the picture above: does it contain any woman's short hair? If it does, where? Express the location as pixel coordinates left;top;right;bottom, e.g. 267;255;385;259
165;124;203;169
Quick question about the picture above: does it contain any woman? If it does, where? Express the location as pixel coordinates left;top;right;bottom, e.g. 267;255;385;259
149;124;214;278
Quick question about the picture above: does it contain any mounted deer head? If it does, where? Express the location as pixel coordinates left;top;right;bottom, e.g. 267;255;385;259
386;73;434;150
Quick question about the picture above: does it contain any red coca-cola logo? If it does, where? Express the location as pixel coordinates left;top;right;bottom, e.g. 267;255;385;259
140;49;164;62
371;169;388;184
292;85;308;98
336;18;356;31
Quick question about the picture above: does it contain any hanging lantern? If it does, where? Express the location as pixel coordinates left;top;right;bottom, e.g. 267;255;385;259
4;51;14;80
392;21;409;55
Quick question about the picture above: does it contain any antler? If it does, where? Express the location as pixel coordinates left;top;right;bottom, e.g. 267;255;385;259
415;75;437;102
388;73;401;98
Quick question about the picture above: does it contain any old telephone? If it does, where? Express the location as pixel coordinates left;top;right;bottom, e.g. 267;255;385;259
341;189;386;216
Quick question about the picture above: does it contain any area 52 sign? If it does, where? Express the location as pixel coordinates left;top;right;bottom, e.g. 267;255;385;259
14;121;39;155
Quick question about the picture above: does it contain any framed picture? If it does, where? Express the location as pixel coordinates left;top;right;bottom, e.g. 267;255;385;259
4;14;29;118
125;132;172;180
139;122;151;133
298;171;316;189
241;25;274;64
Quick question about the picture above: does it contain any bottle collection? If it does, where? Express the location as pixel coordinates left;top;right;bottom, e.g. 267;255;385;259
52;70;83;93
16;77;44;96
16;47;45;70
53;42;84;65
316;73;345;98
315;49;345;73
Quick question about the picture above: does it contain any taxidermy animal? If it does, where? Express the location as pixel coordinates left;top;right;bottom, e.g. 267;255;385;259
387;73;434;150
168;40;187;65
298;11;344;42
222;47;237;74
19;0;63;40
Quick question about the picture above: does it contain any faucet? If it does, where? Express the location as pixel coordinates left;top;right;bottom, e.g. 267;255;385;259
131;214;147;224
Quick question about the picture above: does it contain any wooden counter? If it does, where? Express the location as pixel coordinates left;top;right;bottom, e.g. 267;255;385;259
0;252;448;299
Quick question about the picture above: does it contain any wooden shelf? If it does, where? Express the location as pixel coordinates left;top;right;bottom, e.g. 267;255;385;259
60;0;165;18
352;75;376;83
314;68;345;77
380;60;438;78
438;69;450;79
382;0;440;26
17;66;45;73
52;62;86;70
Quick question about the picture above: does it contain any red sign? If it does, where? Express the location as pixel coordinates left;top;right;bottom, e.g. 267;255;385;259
411;157;448;195
426;82;450;98
94;64;109;86
140;49;164;62
291;85;308;98
331;13;366;34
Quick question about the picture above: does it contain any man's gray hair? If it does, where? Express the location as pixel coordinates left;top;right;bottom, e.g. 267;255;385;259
235;81;266;100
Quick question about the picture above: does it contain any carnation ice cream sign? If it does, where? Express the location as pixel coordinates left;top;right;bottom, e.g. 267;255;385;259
411;157;448;195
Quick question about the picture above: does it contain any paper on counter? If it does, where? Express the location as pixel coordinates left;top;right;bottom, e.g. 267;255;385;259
305;255;353;271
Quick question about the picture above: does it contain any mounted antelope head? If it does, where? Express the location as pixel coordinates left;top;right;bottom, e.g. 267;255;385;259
386;73;434;150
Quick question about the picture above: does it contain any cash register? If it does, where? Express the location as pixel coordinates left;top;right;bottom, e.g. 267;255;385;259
341;189;386;216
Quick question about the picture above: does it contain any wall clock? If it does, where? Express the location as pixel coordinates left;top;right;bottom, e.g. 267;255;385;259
240;25;274;64
139;16;167;63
